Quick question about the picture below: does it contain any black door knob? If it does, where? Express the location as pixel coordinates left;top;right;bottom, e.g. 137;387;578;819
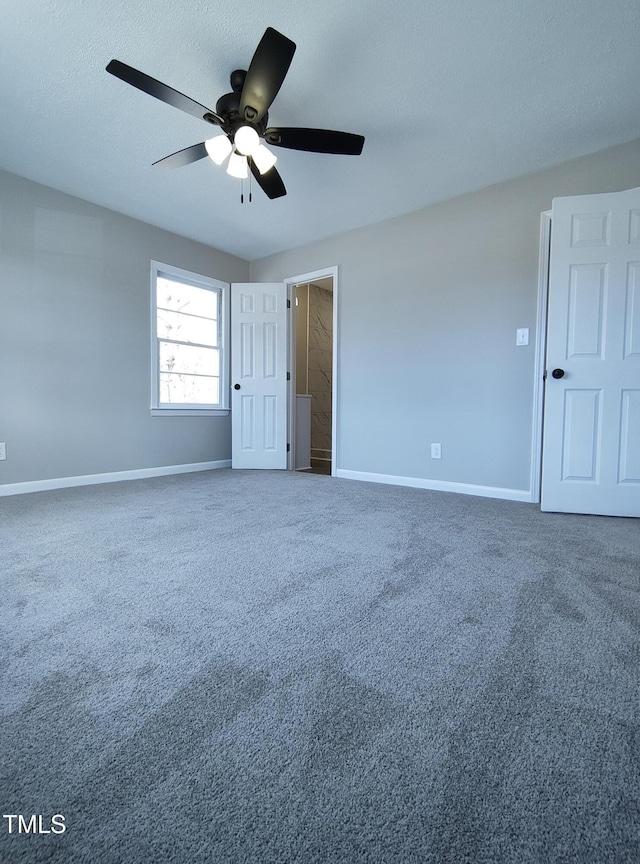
234;383;241;390
551;368;565;379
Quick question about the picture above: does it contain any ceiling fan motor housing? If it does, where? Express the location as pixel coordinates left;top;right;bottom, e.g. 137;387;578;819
216;72;268;138
230;69;246;93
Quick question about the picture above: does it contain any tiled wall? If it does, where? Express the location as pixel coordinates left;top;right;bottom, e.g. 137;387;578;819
307;284;333;460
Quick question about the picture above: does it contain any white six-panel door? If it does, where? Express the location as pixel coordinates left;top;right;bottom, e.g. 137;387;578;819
231;283;287;469
541;188;640;516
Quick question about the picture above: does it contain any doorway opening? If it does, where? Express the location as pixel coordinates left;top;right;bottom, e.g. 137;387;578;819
293;278;333;474
286;267;338;477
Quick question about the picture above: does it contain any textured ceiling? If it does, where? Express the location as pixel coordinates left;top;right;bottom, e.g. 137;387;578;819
1;0;640;260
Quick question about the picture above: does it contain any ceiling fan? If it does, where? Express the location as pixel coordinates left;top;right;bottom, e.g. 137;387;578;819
106;27;365;200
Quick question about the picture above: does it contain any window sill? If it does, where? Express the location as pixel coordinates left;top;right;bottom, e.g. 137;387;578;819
151;408;230;417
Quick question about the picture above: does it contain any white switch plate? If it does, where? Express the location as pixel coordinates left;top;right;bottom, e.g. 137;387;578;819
0;443;6;460
516;327;529;346
431;443;441;459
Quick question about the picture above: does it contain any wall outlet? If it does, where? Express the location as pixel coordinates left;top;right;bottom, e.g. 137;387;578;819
430;443;441;459
0;443;6;461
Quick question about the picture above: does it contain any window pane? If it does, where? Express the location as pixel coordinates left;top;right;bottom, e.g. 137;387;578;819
159;342;219;376
156;277;218;319
159;373;219;405
157;309;218;346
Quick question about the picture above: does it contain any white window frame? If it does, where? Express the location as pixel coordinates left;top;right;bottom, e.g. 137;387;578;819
150;260;230;416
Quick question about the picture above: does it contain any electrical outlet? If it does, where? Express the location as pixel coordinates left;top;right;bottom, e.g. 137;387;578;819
0;443;6;461
430;443;441;459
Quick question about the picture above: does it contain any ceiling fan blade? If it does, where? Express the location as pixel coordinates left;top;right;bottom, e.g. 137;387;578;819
264;127;365;155
106;60;224;126
249;159;286;199
152;142;209;170
239;28;296;124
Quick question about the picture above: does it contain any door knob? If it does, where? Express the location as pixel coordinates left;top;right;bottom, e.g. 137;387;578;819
234;383;241;390
551;368;565;379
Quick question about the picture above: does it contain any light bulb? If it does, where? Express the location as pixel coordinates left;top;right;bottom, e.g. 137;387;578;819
252;144;277;175
234;125;260;157
226;152;249;179
205;135;232;165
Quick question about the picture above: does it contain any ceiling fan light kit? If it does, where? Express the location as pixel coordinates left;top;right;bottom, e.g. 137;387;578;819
234;125;260;156
106;26;365;200
252;144;278;175
226;151;249;179
204;135;232;165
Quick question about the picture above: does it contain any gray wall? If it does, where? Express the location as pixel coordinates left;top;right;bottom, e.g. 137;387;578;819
251;138;640;494
0;170;249;486
4;138;640;493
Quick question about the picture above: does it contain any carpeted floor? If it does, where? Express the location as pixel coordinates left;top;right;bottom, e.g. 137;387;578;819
1;469;638;863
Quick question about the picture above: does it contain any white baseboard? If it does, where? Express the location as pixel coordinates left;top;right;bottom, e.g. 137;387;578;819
1;462;532;503
0;460;232;497
335;468;533;503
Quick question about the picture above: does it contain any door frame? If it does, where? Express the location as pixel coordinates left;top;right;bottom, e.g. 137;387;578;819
530;210;552;503
284;265;339;476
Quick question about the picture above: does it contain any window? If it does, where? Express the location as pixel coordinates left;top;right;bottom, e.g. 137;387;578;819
151;261;229;414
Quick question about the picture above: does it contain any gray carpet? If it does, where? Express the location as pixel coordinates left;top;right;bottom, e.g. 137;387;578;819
1;469;638;863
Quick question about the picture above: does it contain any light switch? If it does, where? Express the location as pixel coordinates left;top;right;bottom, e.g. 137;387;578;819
516;328;529;346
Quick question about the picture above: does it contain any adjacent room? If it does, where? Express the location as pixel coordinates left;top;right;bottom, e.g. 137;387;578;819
1;1;638;862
